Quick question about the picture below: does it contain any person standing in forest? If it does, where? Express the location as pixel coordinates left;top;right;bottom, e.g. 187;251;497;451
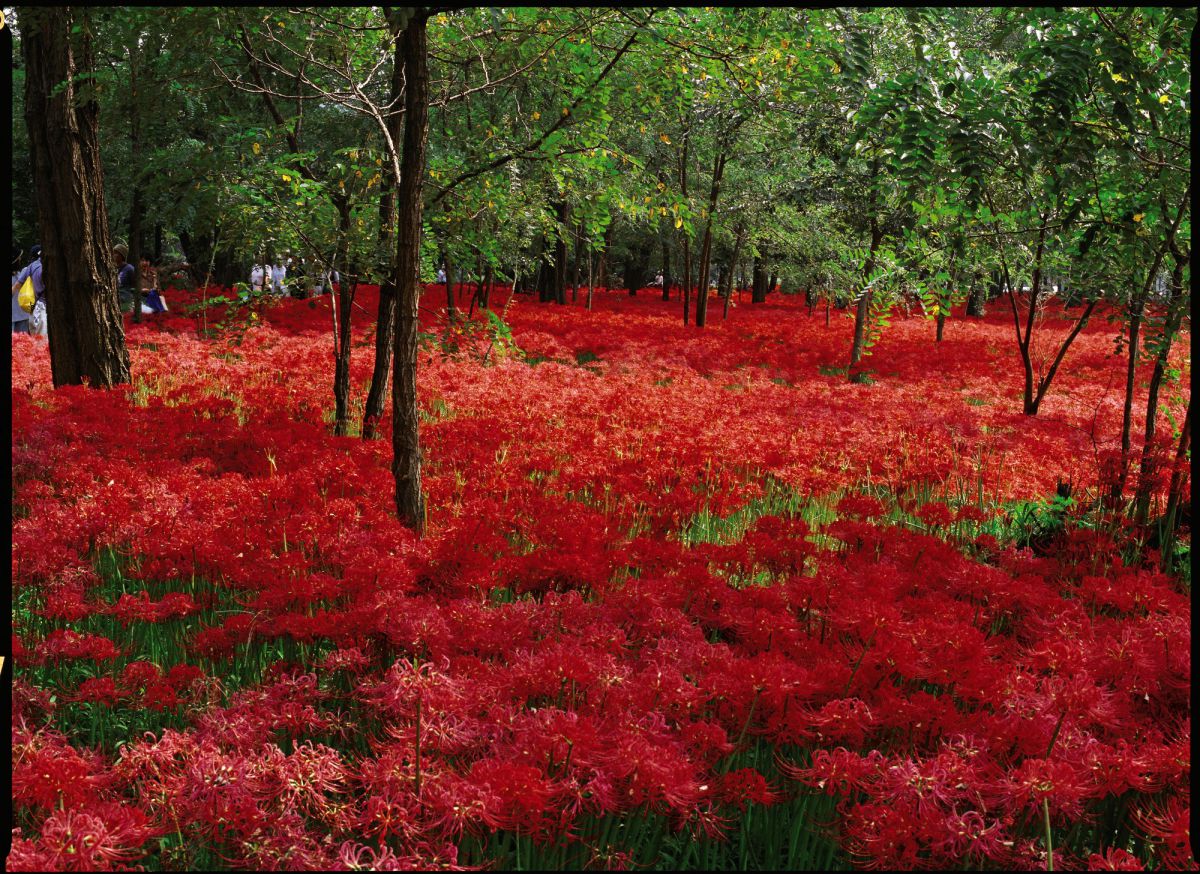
270;258;287;296
12;244;46;336
114;244;137;311
12;246;31;333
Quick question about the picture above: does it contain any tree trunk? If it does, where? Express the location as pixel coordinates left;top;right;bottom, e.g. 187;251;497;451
23;6;129;388
571;225;581;303
595;223;614;293
849;217;882;370
1135;256;1188;525
661;237;671;302
127;42;143;324
553;201;570;304
442;246;455;325
751;258;770;303
966;274;986;317
332;197;355;436
695;150;727;329
391;12;429;533
936;312;946;342
586;249;595;311
723;226;744;321
1112;284;1147;502
362;21;405;441
1160;398;1191;565
624;239;651;297
681;233;692;324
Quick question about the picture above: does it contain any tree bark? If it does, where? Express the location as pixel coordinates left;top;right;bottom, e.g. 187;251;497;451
624;239;651;297
127;42;143;324
661;236;671;302
586;248;595;311
553;200;570;304
723;226;744;321
848;219;880;369
391;11;429;533
362;18;405;441
695;149;727;328
966;274;986;317
1135;255;1188;525
571;225;581;303
1160;398;1191;564
442;245;455;325
332;196;355;436
24;6;130;388
751;258;768;303
681;233;692;324
595;223;614;294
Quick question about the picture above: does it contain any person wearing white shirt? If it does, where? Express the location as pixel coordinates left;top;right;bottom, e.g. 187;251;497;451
271;262;287;296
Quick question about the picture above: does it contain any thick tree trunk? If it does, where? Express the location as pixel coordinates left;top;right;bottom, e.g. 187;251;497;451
391;12;429;533
751;258;770;303
966;275;986;317
936;313;946;342
624;239;651;297
24;6;130;388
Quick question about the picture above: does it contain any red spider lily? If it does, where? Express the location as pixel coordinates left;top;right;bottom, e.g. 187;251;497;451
10;285;1190;870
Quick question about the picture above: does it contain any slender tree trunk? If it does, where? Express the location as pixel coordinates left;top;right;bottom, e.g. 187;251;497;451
24;6;130;388
332;197;355;436
695;150;727;329
1135;256;1188;525
586;248;595;311
362;23;404;440
1160;398;1191;564
483;262;493;309
571;225;581;303
849;173;882;368
723;226;744;321
681;234;692;324
391;12;429;533
128;43;143;324
1112;284;1148;501
553;201;570;305
442;245;455;325
661;237;671;302
595;223;613;294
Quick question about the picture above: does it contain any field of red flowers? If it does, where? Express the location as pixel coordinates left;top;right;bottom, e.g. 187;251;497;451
10;284;1192;871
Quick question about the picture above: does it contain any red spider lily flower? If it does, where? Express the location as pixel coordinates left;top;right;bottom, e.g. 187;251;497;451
1087;847;1146;870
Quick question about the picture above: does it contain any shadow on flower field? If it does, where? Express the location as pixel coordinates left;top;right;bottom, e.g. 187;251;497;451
10;285;1192;870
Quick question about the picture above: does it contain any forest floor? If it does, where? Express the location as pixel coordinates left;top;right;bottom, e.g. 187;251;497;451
10;285;1192;871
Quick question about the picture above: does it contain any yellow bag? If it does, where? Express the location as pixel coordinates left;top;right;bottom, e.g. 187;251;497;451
17;276;36;313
